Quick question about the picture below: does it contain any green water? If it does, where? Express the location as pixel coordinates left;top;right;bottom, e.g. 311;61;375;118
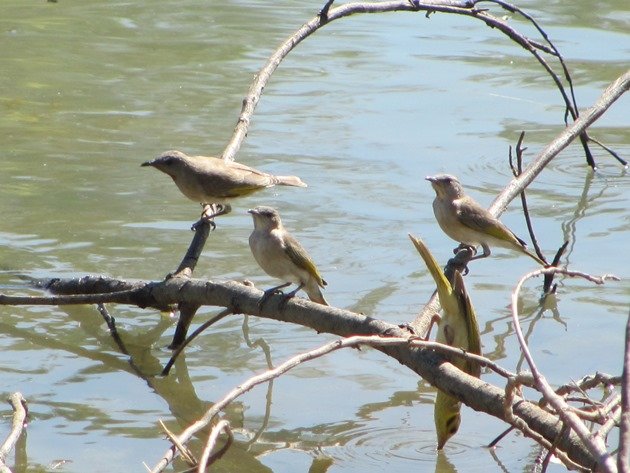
1;1;628;471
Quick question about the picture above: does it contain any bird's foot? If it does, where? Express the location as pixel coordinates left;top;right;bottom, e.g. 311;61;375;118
258;282;292;309
454;243;477;257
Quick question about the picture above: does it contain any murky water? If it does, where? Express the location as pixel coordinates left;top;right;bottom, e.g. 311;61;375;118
1;0;628;471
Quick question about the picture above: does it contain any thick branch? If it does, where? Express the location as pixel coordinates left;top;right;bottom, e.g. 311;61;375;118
34;274;599;469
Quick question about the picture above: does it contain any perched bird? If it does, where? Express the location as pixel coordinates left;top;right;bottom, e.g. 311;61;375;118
142;150;307;218
410;235;481;450
248;206;328;306
426;174;544;265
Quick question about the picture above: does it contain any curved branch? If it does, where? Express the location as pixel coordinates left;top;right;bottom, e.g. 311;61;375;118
221;0;570;161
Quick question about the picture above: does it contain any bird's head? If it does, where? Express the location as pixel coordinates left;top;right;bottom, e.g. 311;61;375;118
141;150;190;179
248;206;282;231
435;395;462;450
425;174;464;199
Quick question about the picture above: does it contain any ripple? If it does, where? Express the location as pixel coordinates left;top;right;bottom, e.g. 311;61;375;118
324;425;458;467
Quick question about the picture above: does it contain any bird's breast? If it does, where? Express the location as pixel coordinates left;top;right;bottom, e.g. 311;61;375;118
249;230;302;283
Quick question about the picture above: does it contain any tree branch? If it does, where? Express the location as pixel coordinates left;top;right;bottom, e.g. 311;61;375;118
0;393;28;473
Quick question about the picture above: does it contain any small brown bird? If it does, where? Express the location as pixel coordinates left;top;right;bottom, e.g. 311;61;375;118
142;150;307;218
426;174;544;265
248;206;328;306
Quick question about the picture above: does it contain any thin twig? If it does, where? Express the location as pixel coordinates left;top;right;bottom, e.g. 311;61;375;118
0;393;28;473
150;334;515;472
508;131;548;266
97;303;129;355
617;312;630;473
587;136;628;167
197;420;233;472
511;267;619;472
475;0;578;119
162;308;233;376
157;419;196;466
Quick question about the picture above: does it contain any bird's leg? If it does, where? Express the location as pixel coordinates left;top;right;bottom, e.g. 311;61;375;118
285;283;303;299
469;243;491;261
191;204;216;231
258;282;292;308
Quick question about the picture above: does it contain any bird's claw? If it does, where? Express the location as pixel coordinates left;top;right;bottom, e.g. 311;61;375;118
258;283;293;309
258;288;282;309
202;203;232;219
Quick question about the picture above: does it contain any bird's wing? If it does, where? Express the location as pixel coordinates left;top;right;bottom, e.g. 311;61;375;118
226;161;274;184
452;271;482;378
455;197;523;243
193;157;270;198
283;234;326;287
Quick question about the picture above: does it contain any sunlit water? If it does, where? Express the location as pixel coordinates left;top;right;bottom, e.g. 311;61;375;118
1;0;628;472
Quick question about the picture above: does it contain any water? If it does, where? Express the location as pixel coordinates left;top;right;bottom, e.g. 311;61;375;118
1;1;628;471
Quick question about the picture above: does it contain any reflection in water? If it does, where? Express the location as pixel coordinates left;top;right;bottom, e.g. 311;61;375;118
561;168;597;264
242;315;274;448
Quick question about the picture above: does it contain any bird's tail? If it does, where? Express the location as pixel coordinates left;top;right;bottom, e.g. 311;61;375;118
522;246;546;266
305;283;329;306
511;230;546;266
273;175;308;187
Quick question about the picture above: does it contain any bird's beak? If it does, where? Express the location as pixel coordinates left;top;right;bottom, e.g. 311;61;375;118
247;208;255;215
141;160;154;167
425;176;435;182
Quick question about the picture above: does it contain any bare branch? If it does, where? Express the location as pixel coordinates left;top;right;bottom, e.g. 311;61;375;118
220;0;586;162
197;420;233;472
618;313;630;473
0;393;28;473
511;267;620;472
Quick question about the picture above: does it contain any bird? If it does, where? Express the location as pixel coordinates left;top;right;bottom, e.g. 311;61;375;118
142;150;307;220
248;206;328;306
425;174;544;265
410;235;481;449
